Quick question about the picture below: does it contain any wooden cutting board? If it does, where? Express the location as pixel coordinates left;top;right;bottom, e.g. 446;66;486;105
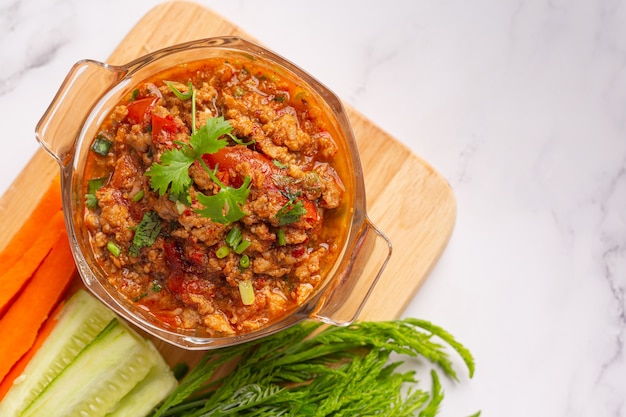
0;1;456;363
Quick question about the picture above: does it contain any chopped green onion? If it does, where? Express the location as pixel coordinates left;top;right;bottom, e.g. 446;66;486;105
151;280;162;292
272;159;288;169
132;189;144;202
225;225;243;249
216;245;230;259
238;279;254;305
165;80;193;100
85;177;107;208
91;135;112;156
239;254;250;269
107;242;121;257
87;177;107;194
235;239;251;254
174;201;186;214
130;89;139;101
191;88;197;133
277;229;286;246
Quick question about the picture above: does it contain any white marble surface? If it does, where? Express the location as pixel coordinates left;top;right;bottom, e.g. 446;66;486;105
2;0;626;415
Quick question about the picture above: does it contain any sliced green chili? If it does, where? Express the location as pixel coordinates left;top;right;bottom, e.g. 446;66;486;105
91;135;112;156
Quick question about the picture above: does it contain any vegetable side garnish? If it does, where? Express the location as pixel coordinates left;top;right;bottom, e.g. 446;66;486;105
0;290;177;417
150;319;478;417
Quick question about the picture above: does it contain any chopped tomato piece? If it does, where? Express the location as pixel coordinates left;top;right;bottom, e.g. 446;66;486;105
152;114;179;144
301;198;319;224
203;145;278;191
126;97;158;124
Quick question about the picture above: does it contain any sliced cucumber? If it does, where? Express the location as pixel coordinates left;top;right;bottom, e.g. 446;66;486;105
105;341;178;417
0;290;116;417
20;317;159;417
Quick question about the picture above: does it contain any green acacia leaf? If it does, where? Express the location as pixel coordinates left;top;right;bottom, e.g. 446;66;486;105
152;318;475;417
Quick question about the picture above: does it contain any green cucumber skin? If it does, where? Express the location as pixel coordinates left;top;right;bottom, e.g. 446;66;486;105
105;342;178;417
0;290;116;417
20;318;159;417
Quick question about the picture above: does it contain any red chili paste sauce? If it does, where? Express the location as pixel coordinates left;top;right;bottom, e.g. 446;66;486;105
82;58;350;337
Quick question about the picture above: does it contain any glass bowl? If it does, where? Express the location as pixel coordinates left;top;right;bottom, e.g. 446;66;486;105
36;36;392;350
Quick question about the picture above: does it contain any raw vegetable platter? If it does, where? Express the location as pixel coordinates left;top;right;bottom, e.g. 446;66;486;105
0;0;456;377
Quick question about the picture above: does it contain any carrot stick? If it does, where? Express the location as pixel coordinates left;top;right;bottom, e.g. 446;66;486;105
0;300;65;400
0;231;76;383
0;210;67;316
0;175;62;266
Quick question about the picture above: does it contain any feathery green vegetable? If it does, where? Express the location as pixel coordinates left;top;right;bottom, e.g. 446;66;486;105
151;318;477;417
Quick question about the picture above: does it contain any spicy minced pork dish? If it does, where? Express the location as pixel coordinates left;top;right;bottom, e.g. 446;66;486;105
82;57;350;337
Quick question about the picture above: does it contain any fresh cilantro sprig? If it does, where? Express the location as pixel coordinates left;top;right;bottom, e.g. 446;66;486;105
146;116;233;197
146;115;251;224
146;81;254;225
195;163;251;225
129;211;162;256
275;198;306;226
275;190;307;226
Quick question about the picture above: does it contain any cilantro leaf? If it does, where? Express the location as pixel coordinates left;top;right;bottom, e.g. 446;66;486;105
146;149;194;196
195;176;251;224
189;117;232;156
129;211;162;256
275;198;307;226
84;193;98;209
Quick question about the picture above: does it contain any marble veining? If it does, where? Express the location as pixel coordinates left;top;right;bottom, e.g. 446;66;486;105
1;0;626;415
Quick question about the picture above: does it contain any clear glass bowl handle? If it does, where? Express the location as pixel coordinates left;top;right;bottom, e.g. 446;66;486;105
35;60;125;166
312;217;392;325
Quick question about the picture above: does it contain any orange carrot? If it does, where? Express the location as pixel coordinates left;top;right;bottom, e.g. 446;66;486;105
0;231;76;383
0;210;67;316
0;300;65;400
0;175;62;266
